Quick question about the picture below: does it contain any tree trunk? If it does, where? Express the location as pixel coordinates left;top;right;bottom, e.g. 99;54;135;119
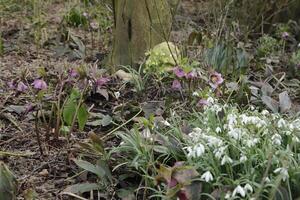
109;0;178;69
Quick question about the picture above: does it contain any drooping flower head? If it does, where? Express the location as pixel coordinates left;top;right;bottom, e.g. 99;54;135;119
32;79;47;90
173;67;186;78
17;81;28;92
209;71;224;89
68;68;79;78
96;77;110;87
172;80;182;90
281;32;289;40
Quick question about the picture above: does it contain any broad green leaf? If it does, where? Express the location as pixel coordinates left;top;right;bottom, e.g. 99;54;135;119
63;98;76;126
77;104;89;130
101;115;112;126
73;159;106;179
63;183;100;194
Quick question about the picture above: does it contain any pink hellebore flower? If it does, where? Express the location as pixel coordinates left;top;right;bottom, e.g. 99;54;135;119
32;79;48;90
172;80;182;90
17;81;28;92
282;32;289;40
210;71;224;89
68;68;78;78
8;81;16;89
197;99;209;107
96;77;110;87
186;70;197;79
173;67;186;78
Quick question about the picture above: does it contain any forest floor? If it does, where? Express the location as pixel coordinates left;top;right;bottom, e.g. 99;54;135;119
0;1;200;199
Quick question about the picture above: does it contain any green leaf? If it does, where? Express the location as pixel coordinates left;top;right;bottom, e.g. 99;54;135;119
101;115;112;127
0;162;18;200
63;183;100;194
73;159;106;179
77;104;89;130
63;98;76;126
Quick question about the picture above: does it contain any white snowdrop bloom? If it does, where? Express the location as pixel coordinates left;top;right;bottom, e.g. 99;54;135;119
264;177;271;183
227;114;237;129
214;146;227;159
240;154;248;162
207;97;215;104
203;135;223;147
261;110;269;115
114;91;120;99
225;192;232;199
162;120;171;127
250;105;255;111
228;128;243;140
277;118;286;128
232;185;246;198
245;138;260;148
186;147;195;158
195;143;205;157
216;127;222;133
201;171;214;182
221;155;233;165
284;130;292;136
271;134;282;146
192;91;199;97
244;184;253;193
288;124;294;131
274;167;289;181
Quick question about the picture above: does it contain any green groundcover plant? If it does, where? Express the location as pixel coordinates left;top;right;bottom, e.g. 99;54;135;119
114;97;300;199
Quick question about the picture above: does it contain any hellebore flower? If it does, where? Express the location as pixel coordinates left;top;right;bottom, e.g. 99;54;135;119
210;71;224;89
32;79;47;90
8;81;16;89
197;99;209;107
282;32;289;40
172;80;182;90
173;67;186;78
96;77;110;87
68;68;78;78
17;81;28;92
186;70;197;79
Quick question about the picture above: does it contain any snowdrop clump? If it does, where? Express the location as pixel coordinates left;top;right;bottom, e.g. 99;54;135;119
183;97;300;198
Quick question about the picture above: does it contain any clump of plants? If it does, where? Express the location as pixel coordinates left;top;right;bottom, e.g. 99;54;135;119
257;35;281;57
114;97;300;199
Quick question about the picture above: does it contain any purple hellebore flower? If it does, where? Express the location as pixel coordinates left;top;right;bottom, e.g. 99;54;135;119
68;68;78;78
172;80;182;90
282;32;289;40
209;71;224;89
8;81;16;89
25;103;34;113
17;81;28;92
197;99;209;107
186;70;197;79
32;79;47;90
173;67;186;78
96;77;110;87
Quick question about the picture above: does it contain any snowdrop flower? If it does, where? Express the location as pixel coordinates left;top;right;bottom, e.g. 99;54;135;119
244;184;253;193
201;171;213;182
292;136;300;143
232;185;246;198
207;97;215;104
277;118;286;128
264;177;271;183
274;167;289;181
240;154;248;162
221;155;233;165
215;127;222;133
261;110;269;115
192;91;200;97
245;138;260;148
214;146;227;159
225;192;232;199
228;128;243;140
271;134;282;146
186;144;205;158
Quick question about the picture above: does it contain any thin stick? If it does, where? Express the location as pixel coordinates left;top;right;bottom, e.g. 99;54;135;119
35;109;44;156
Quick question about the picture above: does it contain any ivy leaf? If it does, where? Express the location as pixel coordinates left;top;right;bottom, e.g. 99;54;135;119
77;104;89;130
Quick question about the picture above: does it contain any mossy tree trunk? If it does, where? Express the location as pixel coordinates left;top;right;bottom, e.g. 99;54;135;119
109;0;179;68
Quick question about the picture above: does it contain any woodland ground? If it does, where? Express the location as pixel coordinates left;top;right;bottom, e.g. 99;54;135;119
0;1;201;199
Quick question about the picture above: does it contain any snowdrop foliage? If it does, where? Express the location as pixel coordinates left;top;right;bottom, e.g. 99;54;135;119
182;98;300;198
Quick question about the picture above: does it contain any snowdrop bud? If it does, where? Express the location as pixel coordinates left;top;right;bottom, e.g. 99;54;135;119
215;127;222;133
244;183;253;193
221;155;233;165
